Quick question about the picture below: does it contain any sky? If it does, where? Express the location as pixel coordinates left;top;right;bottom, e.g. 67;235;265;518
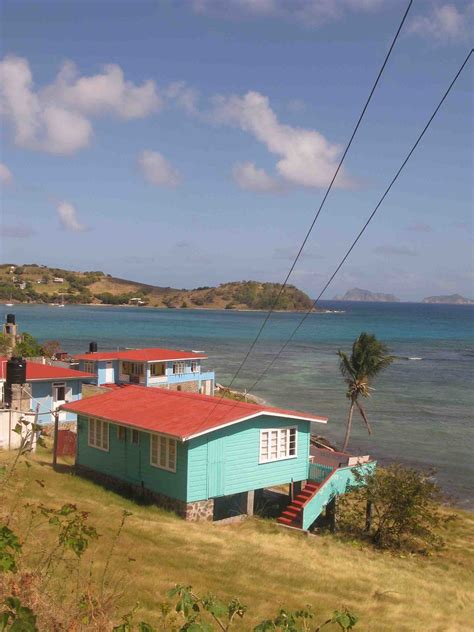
0;0;473;301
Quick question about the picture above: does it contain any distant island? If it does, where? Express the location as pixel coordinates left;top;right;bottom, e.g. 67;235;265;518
0;263;320;312
422;294;474;305
333;288;400;302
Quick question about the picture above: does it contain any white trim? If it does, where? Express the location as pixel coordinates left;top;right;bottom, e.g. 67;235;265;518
87;417;109;452
184;411;327;441
150;433;177;472
259;426;297;464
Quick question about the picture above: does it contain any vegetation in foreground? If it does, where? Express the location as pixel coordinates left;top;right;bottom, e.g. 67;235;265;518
0;264;314;311
1;438;473;631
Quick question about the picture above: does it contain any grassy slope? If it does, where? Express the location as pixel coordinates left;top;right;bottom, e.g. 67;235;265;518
2;449;473;631
0;264;313;310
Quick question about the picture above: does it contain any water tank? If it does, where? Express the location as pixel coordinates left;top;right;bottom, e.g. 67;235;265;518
6;357;26;385
89;341;98;353
6;314;15;324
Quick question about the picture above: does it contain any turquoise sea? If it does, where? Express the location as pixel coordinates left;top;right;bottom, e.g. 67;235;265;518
3;302;473;508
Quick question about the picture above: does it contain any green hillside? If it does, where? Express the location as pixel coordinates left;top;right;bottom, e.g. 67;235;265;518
1;448;472;631
0;264;314;311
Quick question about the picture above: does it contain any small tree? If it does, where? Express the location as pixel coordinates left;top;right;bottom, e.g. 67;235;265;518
339;464;447;552
337;333;394;452
0;333;13;355
14;333;44;358
41;340;62;359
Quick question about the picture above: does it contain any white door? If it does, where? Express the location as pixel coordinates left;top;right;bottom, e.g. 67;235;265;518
52;382;68;422
104;361;114;383
202;380;212;395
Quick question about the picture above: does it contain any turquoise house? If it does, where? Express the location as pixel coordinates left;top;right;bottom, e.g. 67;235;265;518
73;345;215;395
62;385;331;522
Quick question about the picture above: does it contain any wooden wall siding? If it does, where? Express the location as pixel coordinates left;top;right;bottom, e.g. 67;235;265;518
187;415;311;502
76;415;188;501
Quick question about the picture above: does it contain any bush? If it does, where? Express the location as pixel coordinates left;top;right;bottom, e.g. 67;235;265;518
338;464;448;552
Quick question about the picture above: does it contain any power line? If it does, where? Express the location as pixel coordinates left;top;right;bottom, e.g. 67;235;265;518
216;0;413;395
195;0;414;429
241;49;473;398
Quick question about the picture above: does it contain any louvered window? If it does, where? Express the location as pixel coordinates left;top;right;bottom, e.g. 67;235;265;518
259;427;297;463
88;418;109;451
150;434;177;472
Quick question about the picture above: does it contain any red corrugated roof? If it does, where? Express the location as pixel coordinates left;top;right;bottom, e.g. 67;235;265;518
72;347;207;362
61;385;327;440
0;357;95;381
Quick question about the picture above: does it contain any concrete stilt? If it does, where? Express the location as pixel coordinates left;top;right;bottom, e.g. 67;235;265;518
246;490;255;516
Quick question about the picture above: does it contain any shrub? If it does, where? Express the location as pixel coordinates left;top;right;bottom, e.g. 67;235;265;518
338;464;448;552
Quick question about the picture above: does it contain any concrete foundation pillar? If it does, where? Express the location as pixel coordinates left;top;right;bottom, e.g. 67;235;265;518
246;490;255;516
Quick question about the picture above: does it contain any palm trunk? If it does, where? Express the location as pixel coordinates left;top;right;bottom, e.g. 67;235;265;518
356;401;372;435
342;399;355;452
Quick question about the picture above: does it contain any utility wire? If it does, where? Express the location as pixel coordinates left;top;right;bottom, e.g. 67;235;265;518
240;49;473;399
215;0;413;395
195;0;414;428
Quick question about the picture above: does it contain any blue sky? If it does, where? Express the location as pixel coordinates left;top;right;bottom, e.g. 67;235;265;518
1;0;472;300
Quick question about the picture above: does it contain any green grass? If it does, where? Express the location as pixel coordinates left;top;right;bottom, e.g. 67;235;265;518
1;448;473;631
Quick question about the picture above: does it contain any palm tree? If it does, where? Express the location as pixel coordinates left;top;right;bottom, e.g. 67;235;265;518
338;332;394;452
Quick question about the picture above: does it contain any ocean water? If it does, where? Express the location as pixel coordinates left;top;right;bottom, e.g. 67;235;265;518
3;302;473;508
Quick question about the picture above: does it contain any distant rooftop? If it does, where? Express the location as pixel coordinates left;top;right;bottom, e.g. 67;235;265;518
0;358;95;382
73;347;207;362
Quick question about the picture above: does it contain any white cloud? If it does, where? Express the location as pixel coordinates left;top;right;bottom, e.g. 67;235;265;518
0;162;13;185
0;55;161;155
373;245;418;257
406;222;433;233
213;91;351;189
192;0;383;25
138;150;181;187
232;161;281;193
273;245;323;260
0;224;35;238
165;81;199;114
409;4;470;42
42;60;161;119
57;201;87;232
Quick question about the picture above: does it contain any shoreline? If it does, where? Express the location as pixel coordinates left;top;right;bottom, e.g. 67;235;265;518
2;302;342;314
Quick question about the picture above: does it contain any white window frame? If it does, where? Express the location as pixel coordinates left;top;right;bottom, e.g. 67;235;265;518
191;360;199;373
259;427;297;464
88;417;109;452
121;361;144;376
83;360;95;374
52;382;67;402
150;433;177;472
150;362;165;377
172;361;186;375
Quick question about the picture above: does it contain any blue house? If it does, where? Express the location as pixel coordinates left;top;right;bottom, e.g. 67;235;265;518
0;358;96;423
73;345;215;395
63;386;375;527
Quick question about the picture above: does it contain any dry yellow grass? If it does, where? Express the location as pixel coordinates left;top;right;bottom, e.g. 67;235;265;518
1;449;473;631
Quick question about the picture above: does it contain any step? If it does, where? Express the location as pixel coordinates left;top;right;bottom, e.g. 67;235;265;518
281;509;300;520
277;516;295;525
292;499;308;507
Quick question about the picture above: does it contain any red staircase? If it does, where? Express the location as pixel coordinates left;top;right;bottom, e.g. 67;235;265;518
277;481;321;528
